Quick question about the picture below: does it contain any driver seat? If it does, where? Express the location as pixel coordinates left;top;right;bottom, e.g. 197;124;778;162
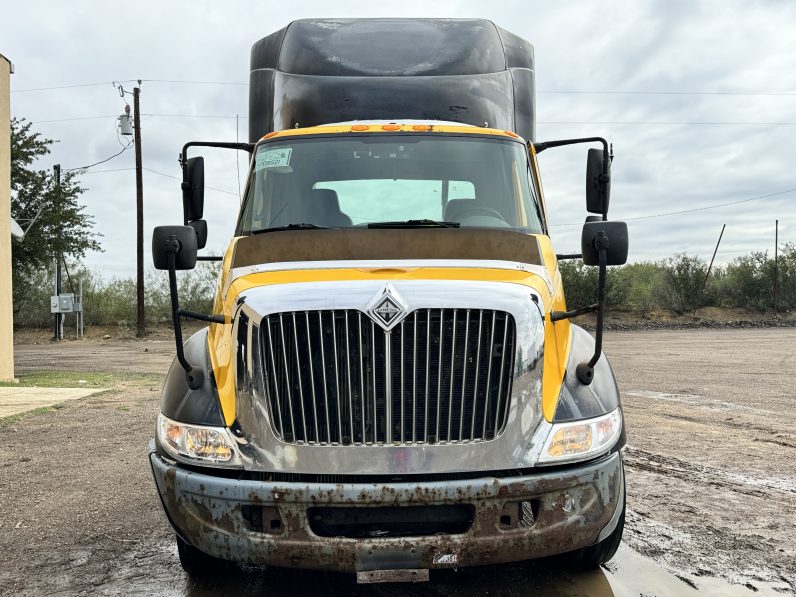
302;189;352;227
444;199;488;222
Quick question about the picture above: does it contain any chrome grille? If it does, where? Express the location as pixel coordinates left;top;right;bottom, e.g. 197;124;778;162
260;309;515;445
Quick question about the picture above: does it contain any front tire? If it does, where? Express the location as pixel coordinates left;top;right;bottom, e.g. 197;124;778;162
176;534;235;577
572;492;625;569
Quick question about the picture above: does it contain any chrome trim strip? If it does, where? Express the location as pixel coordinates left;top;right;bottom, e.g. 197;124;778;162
483;311;496;438
344;311;354;443
459;310;470;443
304;312;320;444
319;312;331;442
471;310;483;439
291;312;308;442
226;260;552;295
384;326;392;444
357;312;365;443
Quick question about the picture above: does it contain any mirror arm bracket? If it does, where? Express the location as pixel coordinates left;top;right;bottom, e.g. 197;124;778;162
180;140;255;169
166;247;204;389
576;232;609;385
164;237;226;389
550;303;598;322
179;310;226;324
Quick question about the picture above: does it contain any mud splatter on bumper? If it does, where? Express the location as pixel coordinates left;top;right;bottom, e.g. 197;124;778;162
150;450;623;572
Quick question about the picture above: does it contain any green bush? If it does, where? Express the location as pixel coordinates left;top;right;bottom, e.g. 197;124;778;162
13;261;221;329
653;254;715;314
13;245;793;328
718;243;796;311
623;262;666;313
558;260;630;310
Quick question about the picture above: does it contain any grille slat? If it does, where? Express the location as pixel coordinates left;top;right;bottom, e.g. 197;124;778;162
494;317;510;438
260;308;515;446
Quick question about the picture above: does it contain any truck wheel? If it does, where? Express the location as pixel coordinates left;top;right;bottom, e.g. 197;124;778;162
571;495;625;570
176;535;234;577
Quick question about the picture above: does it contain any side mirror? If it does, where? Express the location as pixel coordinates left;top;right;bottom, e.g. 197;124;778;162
586;148;610;215
152;226;198;271
182;157;205;222
581;221;628;266
188;219;208;250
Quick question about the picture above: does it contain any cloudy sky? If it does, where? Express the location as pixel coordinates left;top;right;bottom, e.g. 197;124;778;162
4;0;795;278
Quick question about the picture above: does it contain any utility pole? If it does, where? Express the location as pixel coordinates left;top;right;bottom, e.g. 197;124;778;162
53;164;62;341
133;83;145;337
702;224;725;294
773;219;779;313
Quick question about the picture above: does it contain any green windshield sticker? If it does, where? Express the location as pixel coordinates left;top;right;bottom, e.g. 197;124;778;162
256;147;292;171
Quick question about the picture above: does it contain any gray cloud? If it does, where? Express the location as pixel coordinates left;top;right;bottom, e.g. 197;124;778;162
4;0;795;278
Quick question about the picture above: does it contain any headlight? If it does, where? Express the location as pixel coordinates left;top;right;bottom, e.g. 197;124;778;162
537;408;622;465
157;414;243;468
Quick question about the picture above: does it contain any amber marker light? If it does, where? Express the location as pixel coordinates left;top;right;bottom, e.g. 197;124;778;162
381;124;401;131
350;125;370;131
504;131;519;138
264;131;278;138
412;125;432;131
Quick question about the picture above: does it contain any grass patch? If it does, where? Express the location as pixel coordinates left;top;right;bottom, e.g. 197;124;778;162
0;371;159;388
0;405;57;427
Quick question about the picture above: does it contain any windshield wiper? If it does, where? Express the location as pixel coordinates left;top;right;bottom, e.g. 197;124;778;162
251;223;328;235
367;219;460;229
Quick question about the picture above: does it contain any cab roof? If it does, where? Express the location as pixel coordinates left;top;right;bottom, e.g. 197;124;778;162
259;121;525;142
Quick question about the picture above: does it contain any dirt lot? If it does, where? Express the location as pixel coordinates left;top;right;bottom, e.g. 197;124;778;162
1;328;794;596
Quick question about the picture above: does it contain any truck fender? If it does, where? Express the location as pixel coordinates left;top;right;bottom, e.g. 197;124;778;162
160;326;224;426
553;324;622;423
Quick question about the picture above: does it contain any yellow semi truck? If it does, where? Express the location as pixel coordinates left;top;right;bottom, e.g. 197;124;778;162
149;18;629;582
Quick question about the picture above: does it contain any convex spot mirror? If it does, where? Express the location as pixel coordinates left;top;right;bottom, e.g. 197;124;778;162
586;148;611;215
581;221;628;266
152;225;198;271
189;219;207;250
182;157;205;222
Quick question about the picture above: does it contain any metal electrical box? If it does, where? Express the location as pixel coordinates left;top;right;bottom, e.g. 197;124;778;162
50;293;75;314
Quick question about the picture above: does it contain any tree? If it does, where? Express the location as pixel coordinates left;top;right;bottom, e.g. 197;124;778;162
654;254;714;314
10;118;101;312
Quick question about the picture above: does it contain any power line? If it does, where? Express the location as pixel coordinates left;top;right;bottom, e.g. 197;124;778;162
11;79;796;96
142;167;239;196
540;121;796;126
61;165;239;196
66;144;132;173
142;112;245;119
550;187;796;227
12;80;137;93
142;78;247;86
538;90;796;96
30;115;118;124
30;113;796;126
80;167;135;174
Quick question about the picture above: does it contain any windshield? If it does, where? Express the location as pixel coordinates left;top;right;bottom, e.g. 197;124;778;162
237;135;544;234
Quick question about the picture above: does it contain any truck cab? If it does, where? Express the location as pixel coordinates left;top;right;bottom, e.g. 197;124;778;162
149;19;629;582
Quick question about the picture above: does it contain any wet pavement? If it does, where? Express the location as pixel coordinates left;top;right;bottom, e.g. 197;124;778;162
84;542;780;596
3;328;795;596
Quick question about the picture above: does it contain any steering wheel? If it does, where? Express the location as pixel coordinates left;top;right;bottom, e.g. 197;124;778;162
453;206;507;222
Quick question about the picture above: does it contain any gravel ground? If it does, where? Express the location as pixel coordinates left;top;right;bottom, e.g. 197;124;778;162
1;328;794;596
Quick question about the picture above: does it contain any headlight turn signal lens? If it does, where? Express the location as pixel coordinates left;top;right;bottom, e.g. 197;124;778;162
157;414;242;467
538;409;622;464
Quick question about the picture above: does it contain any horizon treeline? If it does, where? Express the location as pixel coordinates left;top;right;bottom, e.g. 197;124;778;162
11;244;795;329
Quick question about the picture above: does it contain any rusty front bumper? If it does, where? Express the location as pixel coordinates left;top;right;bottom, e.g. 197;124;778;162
150;449;623;572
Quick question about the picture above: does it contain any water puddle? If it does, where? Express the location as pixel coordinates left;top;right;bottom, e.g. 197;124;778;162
624;389;777;415
88;542;785;597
